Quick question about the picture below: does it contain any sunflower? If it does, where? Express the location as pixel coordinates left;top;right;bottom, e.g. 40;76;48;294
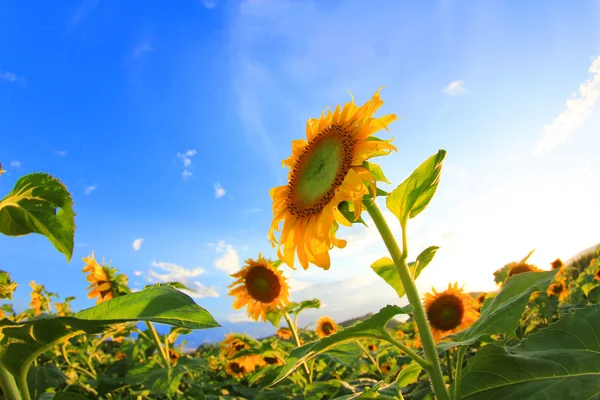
594;264;600;282
82;252;116;304
381;362;392;375
551;259;564;270
396;331;405;340
263;356;284;366
367;343;378;352
507;262;543;277
29;281;43;316
475;292;487;312
276;328;293;340
424;283;479;343
547;280;568;301
269;89;398;270
221;334;265;371
0;163;5;177
168;348;180;365
225;361;247;379
315;316;338;338
229;254;290;322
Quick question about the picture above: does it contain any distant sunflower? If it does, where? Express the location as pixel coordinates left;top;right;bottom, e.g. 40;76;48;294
168;348;180;365
315;316;338;338
269;89;398;270
476;292;487;312
276;328;293;340
396;331;405;340
594;265;600;282
367;343;378;352
29;281;43;316
507;262;543;278
221;334;265;371
225;361;247;379
551;259;564;270
263;356;284;366
547;280;568;301
424;283;479;343
381;362;392;375
81;252;116;304
229;254;290;322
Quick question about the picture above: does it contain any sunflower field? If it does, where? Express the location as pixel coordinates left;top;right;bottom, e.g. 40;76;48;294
1;90;600;400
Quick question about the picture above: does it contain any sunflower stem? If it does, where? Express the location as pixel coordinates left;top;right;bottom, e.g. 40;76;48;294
364;200;450;400
283;312;311;381
453;346;467;400
0;367;22;400
446;350;453;384
356;340;383;378
145;321;171;370
384;335;431;371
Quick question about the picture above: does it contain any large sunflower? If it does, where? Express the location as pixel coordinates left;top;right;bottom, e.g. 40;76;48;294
424;283;479;343
269;89;398;270
229;254;290;322
82;252;117;304
315;316;338;338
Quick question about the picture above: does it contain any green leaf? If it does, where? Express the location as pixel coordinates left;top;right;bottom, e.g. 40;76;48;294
0;173;75;261
294;299;321;314
39;392;90;400
338;201;367;226
267;305;410;387
0;286;219;378
386;150;446;227
395;362;422;388
456;305;600;399
0;270;17;300
439;270;557;351
371;247;439;298
363;161;390;184
126;362;186;395
304;380;342;399
27;364;67;400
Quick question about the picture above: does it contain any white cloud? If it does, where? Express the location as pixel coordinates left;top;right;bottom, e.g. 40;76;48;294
132;238;144;251
57;150;68;157
287;278;312;293
443;80;467;95
201;0;217;9
243;207;263;214
214;182;226;199
228;312;253;323
535;55;600;154
10;160;21;168
70;0;99;28
148;260;219;299
213;241;241;273
132;41;153;58
84;185;96;195
133;271;143;276
0;71;25;85
177;149;197;179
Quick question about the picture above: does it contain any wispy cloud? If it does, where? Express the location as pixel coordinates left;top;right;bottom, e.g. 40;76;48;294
214;183;226;199
177;149;197;179
70;0;99;29
243;207;263;214
9;161;21;168
133;271;143;276
131;41;153;59
132;238;144;251
213;241;241;273
84;185;96;195
148;260;219;299
228;312;253;323
200;0;217;9
443;80;467;95
535;55;600;154
0;71;26;86
57;150;68;157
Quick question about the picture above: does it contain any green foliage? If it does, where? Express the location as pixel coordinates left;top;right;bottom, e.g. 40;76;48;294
371;246;439;298
267;305;411;387
386;150;446;227
266;299;321;327
0;173;75;261
440;270;557;350
456;305;600;399
0;270;17;300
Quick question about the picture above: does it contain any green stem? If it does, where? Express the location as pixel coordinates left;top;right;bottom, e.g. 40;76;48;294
384;335;431;371
446;350;453;384
356;340;383;378
365;200;449;400
145;321;171;369
453;347;467;400
283;312;311;381
17;370;30;400
61;342;97;380
0;367;22;400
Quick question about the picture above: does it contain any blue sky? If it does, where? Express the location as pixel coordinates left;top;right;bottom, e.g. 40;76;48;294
1;0;600;343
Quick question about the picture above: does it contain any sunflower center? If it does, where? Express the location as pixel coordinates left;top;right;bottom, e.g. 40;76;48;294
230;362;244;374
287;124;355;217
245;265;282;303
322;322;334;335
427;294;465;331
264;357;278;365
552;283;564;294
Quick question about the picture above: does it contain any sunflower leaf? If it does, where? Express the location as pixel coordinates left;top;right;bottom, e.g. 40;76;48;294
386;150;445;227
454;305;600;399
0;285;219;379
338;201;367;226
362;161;390;184
0;172;75;261
371;247;439;298
438;270;557;351
266;305;411;388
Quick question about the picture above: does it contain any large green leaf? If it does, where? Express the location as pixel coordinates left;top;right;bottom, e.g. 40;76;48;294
0;173;75;261
0;286;219;378
371;246;439;298
457;305;600;399
267;305;410;387
386;150;445;227
439;270;557;351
